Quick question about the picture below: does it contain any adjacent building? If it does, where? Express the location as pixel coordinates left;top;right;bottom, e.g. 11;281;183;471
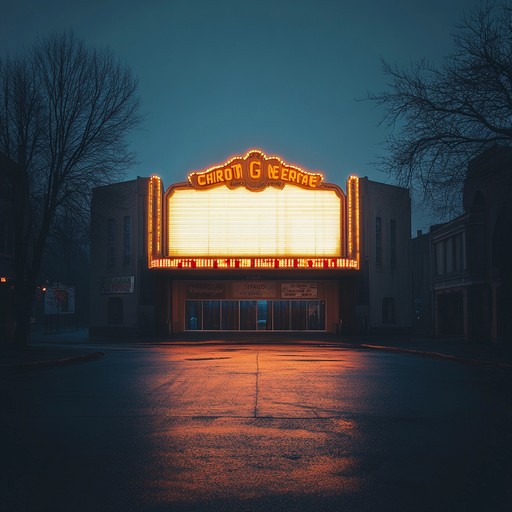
357;178;412;334
430;145;512;342
90;177;155;336
89;150;412;337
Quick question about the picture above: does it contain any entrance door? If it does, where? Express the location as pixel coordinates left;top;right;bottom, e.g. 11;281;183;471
257;300;271;330
184;299;325;331
240;301;257;330
306;301;324;330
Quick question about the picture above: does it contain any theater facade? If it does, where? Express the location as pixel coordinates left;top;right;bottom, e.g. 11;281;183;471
90;149;411;336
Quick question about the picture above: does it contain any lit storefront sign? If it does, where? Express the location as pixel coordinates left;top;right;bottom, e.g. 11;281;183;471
182;280;321;300
147;149;360;270
281;282;318;298
186;283;226;299
232;281;277;298
44;285;75;314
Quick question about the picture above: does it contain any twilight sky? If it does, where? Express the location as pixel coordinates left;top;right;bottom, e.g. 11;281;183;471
1;0;484;231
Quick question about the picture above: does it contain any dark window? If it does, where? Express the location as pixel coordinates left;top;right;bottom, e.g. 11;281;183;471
273;301;290;330
307;301;325;330
203;300;221;330
221;301;239;330
240;301;257;330
107;297;123;324
446;238;453;273
382;297;395;324
375;217;382;266
107;218;116;272
435;242;445;276
390;219;397;266
185;300;202;330
291;301;307;330
453;234;464;272
123;216;132;267
183;300;326;331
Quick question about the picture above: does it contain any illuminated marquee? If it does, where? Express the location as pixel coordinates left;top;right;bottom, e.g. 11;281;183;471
166;186;341;257
188;149;323;192
147;150;360;270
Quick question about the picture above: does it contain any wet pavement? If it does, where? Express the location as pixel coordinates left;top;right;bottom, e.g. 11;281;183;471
2;326;512;371
1;336;512;511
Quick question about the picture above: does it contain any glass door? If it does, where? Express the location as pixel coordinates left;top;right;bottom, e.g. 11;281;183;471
240;301;257;330
257;300;272;330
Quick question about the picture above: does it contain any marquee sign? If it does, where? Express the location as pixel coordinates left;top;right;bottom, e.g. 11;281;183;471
188;149;324;192
147;150;361;270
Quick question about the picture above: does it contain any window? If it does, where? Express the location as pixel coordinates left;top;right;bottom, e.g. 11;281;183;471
382;297;396;324
453;233;465;272
375;217;382;266
107;297;123;324
435;242;445;276
240;301;257;330
107;218;116;272
203;300;221;330
222;301;239;330
273;301;290;330
183;300;326;331
185;301;202;330
123;216;132;267
445;238;453;273
390;219;397;266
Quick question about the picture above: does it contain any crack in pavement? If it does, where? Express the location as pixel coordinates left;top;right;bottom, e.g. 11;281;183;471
254;352;260;418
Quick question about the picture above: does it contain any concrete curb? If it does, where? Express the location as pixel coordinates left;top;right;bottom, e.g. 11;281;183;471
360;344;512;369
1;351;105;372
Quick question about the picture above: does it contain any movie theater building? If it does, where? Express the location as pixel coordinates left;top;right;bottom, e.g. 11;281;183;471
90;150;411;336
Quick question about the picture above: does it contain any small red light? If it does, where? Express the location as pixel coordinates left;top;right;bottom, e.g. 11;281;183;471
0;277;6;283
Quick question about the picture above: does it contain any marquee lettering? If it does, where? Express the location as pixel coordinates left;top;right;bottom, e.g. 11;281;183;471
188;150;324;192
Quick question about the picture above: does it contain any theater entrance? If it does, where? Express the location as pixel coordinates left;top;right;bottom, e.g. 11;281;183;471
184;299;326;331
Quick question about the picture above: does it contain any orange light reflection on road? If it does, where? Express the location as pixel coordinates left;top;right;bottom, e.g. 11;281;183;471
140;347;367;505
145;419;359;503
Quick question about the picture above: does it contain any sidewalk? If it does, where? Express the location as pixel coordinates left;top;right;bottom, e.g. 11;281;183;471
0;328;104;375
349;334;512;369
2;327;512;373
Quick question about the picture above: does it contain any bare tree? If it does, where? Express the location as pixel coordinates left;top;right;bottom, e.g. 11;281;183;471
0;30;141;346
369;2;512;219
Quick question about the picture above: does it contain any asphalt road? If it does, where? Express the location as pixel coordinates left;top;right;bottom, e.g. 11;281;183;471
1;342;512;512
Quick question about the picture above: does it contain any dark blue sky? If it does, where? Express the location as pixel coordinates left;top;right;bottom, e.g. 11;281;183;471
1;0;483;231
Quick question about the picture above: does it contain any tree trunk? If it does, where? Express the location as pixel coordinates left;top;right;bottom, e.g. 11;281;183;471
13;283;35;347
